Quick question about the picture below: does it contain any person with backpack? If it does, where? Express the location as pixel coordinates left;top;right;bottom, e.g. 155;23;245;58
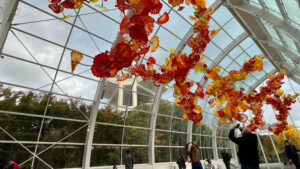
185;142;203;169
285;140;300;169
220;149;232;169
177;155;186;169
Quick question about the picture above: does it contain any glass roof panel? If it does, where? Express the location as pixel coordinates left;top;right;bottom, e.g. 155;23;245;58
203;42;222;60
249;0;263;9
223;18;245;39
239;37;254;50
155;27;181;50
282;0;300;29
3;0;300;166
219;57;233;69
163;10;191;39
280;52;296;69
261;21;282;45
252;70;266;80
229;45;243;59
235;53;250;65
211;6;232;26
246;44;262;57
211;30;233;49
263;58;276;73
262;0;283;19
280;32;298;53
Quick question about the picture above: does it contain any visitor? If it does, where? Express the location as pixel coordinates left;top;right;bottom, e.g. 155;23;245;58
113;164;118;169
228;124;259;169
204;159;215;169
220;149;231;169
285;140;300;169
176;155;186;169
184;142;203;169
7;158;19;169
124;150;134;169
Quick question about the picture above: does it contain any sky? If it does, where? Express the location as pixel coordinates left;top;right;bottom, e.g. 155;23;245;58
0;0;299;127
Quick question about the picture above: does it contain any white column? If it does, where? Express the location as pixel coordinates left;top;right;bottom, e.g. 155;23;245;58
132;80;137;107
187;121;193;143
212;117;218;160
148;85;164;165
82;78;106;169
117;82;124;111
0;0;19;53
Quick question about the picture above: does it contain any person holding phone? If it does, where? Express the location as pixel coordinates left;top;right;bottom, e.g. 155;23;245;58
228;124;259;169
185;142;203;169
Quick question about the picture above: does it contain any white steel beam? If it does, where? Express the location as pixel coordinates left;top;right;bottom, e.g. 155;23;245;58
148;85;164;164
212;116;218;160
0;0;19;53
250;36;300;63
222;0;300;45
275;0;288;21
82;78;106;169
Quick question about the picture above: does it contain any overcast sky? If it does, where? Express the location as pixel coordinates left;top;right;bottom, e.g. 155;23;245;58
1;0;299;127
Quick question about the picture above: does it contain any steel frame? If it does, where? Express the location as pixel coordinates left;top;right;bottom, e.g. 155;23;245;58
1;0;300;168
222;0;300;44
0;0;19;53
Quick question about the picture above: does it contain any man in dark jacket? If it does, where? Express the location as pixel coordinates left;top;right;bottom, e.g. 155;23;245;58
285;140;300;169
229;124;259;169
124;150;134;169
220;149;231;169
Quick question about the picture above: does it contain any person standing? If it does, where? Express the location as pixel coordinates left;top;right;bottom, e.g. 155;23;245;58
7;159;19;169
124;150;134;169
220;149;232;169
184;142;203;169
285;140;300;169
229;124;259;169
177;155;186;169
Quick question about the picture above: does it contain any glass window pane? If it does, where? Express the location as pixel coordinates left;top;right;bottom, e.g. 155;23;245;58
171;133;187;146
93;124;122;144
123;128;149;144
212;6;232;26
240;37;254;50
156;27;181;50
37;145;84;168
212;30;233;50
171;119;187;132
203;43;222;60
164;10;191;39
235;53;250;66
262;0;282;18
280;32;298;53
219;57;233;69
229;46;243;59
155;147;170;162
155;131;169;145
282;0;300;28
223;18;245;39
122;147;148;164
261;22;282;45
156;115;171;130
91;146;120;166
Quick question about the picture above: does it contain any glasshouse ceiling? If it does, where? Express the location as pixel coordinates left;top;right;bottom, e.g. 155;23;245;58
1;0;300;92
0;0;300;168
